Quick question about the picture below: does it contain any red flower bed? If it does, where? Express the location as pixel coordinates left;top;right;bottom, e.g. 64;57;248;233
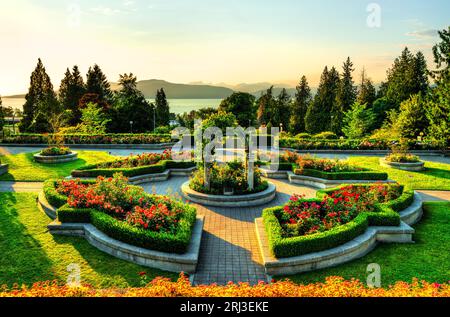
280;184;403;237
56;173;186;234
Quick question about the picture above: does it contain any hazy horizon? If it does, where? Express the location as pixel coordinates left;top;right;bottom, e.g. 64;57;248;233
1;0;449;95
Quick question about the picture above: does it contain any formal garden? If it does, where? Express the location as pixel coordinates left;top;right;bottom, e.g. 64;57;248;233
0;27;449;298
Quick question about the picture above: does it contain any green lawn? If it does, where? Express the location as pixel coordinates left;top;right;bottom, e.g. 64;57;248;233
0;151;114;182
348;156;450;190
0;193;177;288
276;202;450;286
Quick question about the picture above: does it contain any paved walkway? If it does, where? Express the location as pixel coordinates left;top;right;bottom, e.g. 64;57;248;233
141;177;317;285
0;181;43;192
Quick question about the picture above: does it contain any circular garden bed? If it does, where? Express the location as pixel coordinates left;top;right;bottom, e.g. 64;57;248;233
380;154;425;171
183;161;276;207
34;147;78;164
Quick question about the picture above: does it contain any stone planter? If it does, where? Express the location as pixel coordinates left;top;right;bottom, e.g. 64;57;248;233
380;158;425;171
181;181;277;207
0;164;8;176
34;152;78;164
256;192;423;276
38;191;203;273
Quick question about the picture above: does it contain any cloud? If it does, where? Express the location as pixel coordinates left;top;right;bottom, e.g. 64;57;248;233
406;29;439;39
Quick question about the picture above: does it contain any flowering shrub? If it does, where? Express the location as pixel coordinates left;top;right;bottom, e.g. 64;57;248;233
385;153;420;163
97;150;172;169
40;146;72;156
1;275;448;297
1;133;172;145
56;173;186;234
279;184;403;238
190;161;268;195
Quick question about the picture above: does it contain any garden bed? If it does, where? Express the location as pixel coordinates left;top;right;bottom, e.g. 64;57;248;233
71;151;196;178
0;164;8;176
39;175;201;272
380;158;425;172
256;183;422;275
181;181;276;207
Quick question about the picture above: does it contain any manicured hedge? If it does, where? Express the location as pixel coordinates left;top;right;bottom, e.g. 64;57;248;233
263;184;414;258
72;160;196;178
45;181;197;254
1;133;172;145
296;168;388;180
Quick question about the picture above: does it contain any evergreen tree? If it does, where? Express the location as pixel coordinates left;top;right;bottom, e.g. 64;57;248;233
155;88;170;127
305;66;340;133
256;86;276;127
218;92;256;127
342;102;375;139
86;64;113;103
59;65;86;125
395;94;429;139
0;96;4;131
289;76;311;134
357;69;377;108
430;26;450;83
273;88;291;131
332;57;357;134
20;58;59;132
385;47;428;108
112;73;154;133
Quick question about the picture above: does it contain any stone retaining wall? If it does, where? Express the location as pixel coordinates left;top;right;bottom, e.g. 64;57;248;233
47;216;204;273
260;169;396;189
380;158;425;172
34;152;78;164
181;181;277;207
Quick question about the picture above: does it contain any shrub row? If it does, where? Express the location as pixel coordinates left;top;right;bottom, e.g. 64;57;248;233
297;168;388;180
263;185;414;258
72;160;196;178
1;133;172;145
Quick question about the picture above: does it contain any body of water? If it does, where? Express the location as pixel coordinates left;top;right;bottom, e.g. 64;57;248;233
1;97;222;115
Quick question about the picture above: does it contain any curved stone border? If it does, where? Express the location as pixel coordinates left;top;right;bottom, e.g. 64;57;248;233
47;216;204;274
181;181;277;207
255;192;423;276
67;166;197;184
380;158;425;172
0;164;8;176
3;143;175;150
34;152;78;164
260;168;395;189
38;191;203;273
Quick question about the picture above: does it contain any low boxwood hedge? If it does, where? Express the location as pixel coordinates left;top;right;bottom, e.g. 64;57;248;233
71;160;196;178
296;168;388;180
263;185;414;258
45;180;197;254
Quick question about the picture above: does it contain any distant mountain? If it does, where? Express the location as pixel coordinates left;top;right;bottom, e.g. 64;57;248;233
135;80;234;99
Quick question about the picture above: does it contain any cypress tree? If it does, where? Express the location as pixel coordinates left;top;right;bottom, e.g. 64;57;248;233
357;69;377;107
59;66;86;124
20;58;59;132
155;88;170;127
290;76;311;134
86;64;113;103
332;57;357;134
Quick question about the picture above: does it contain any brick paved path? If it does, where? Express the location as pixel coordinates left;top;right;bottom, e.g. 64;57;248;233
141;177;317;285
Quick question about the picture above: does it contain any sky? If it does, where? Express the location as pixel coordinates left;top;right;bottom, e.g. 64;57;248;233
0;0;449;95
